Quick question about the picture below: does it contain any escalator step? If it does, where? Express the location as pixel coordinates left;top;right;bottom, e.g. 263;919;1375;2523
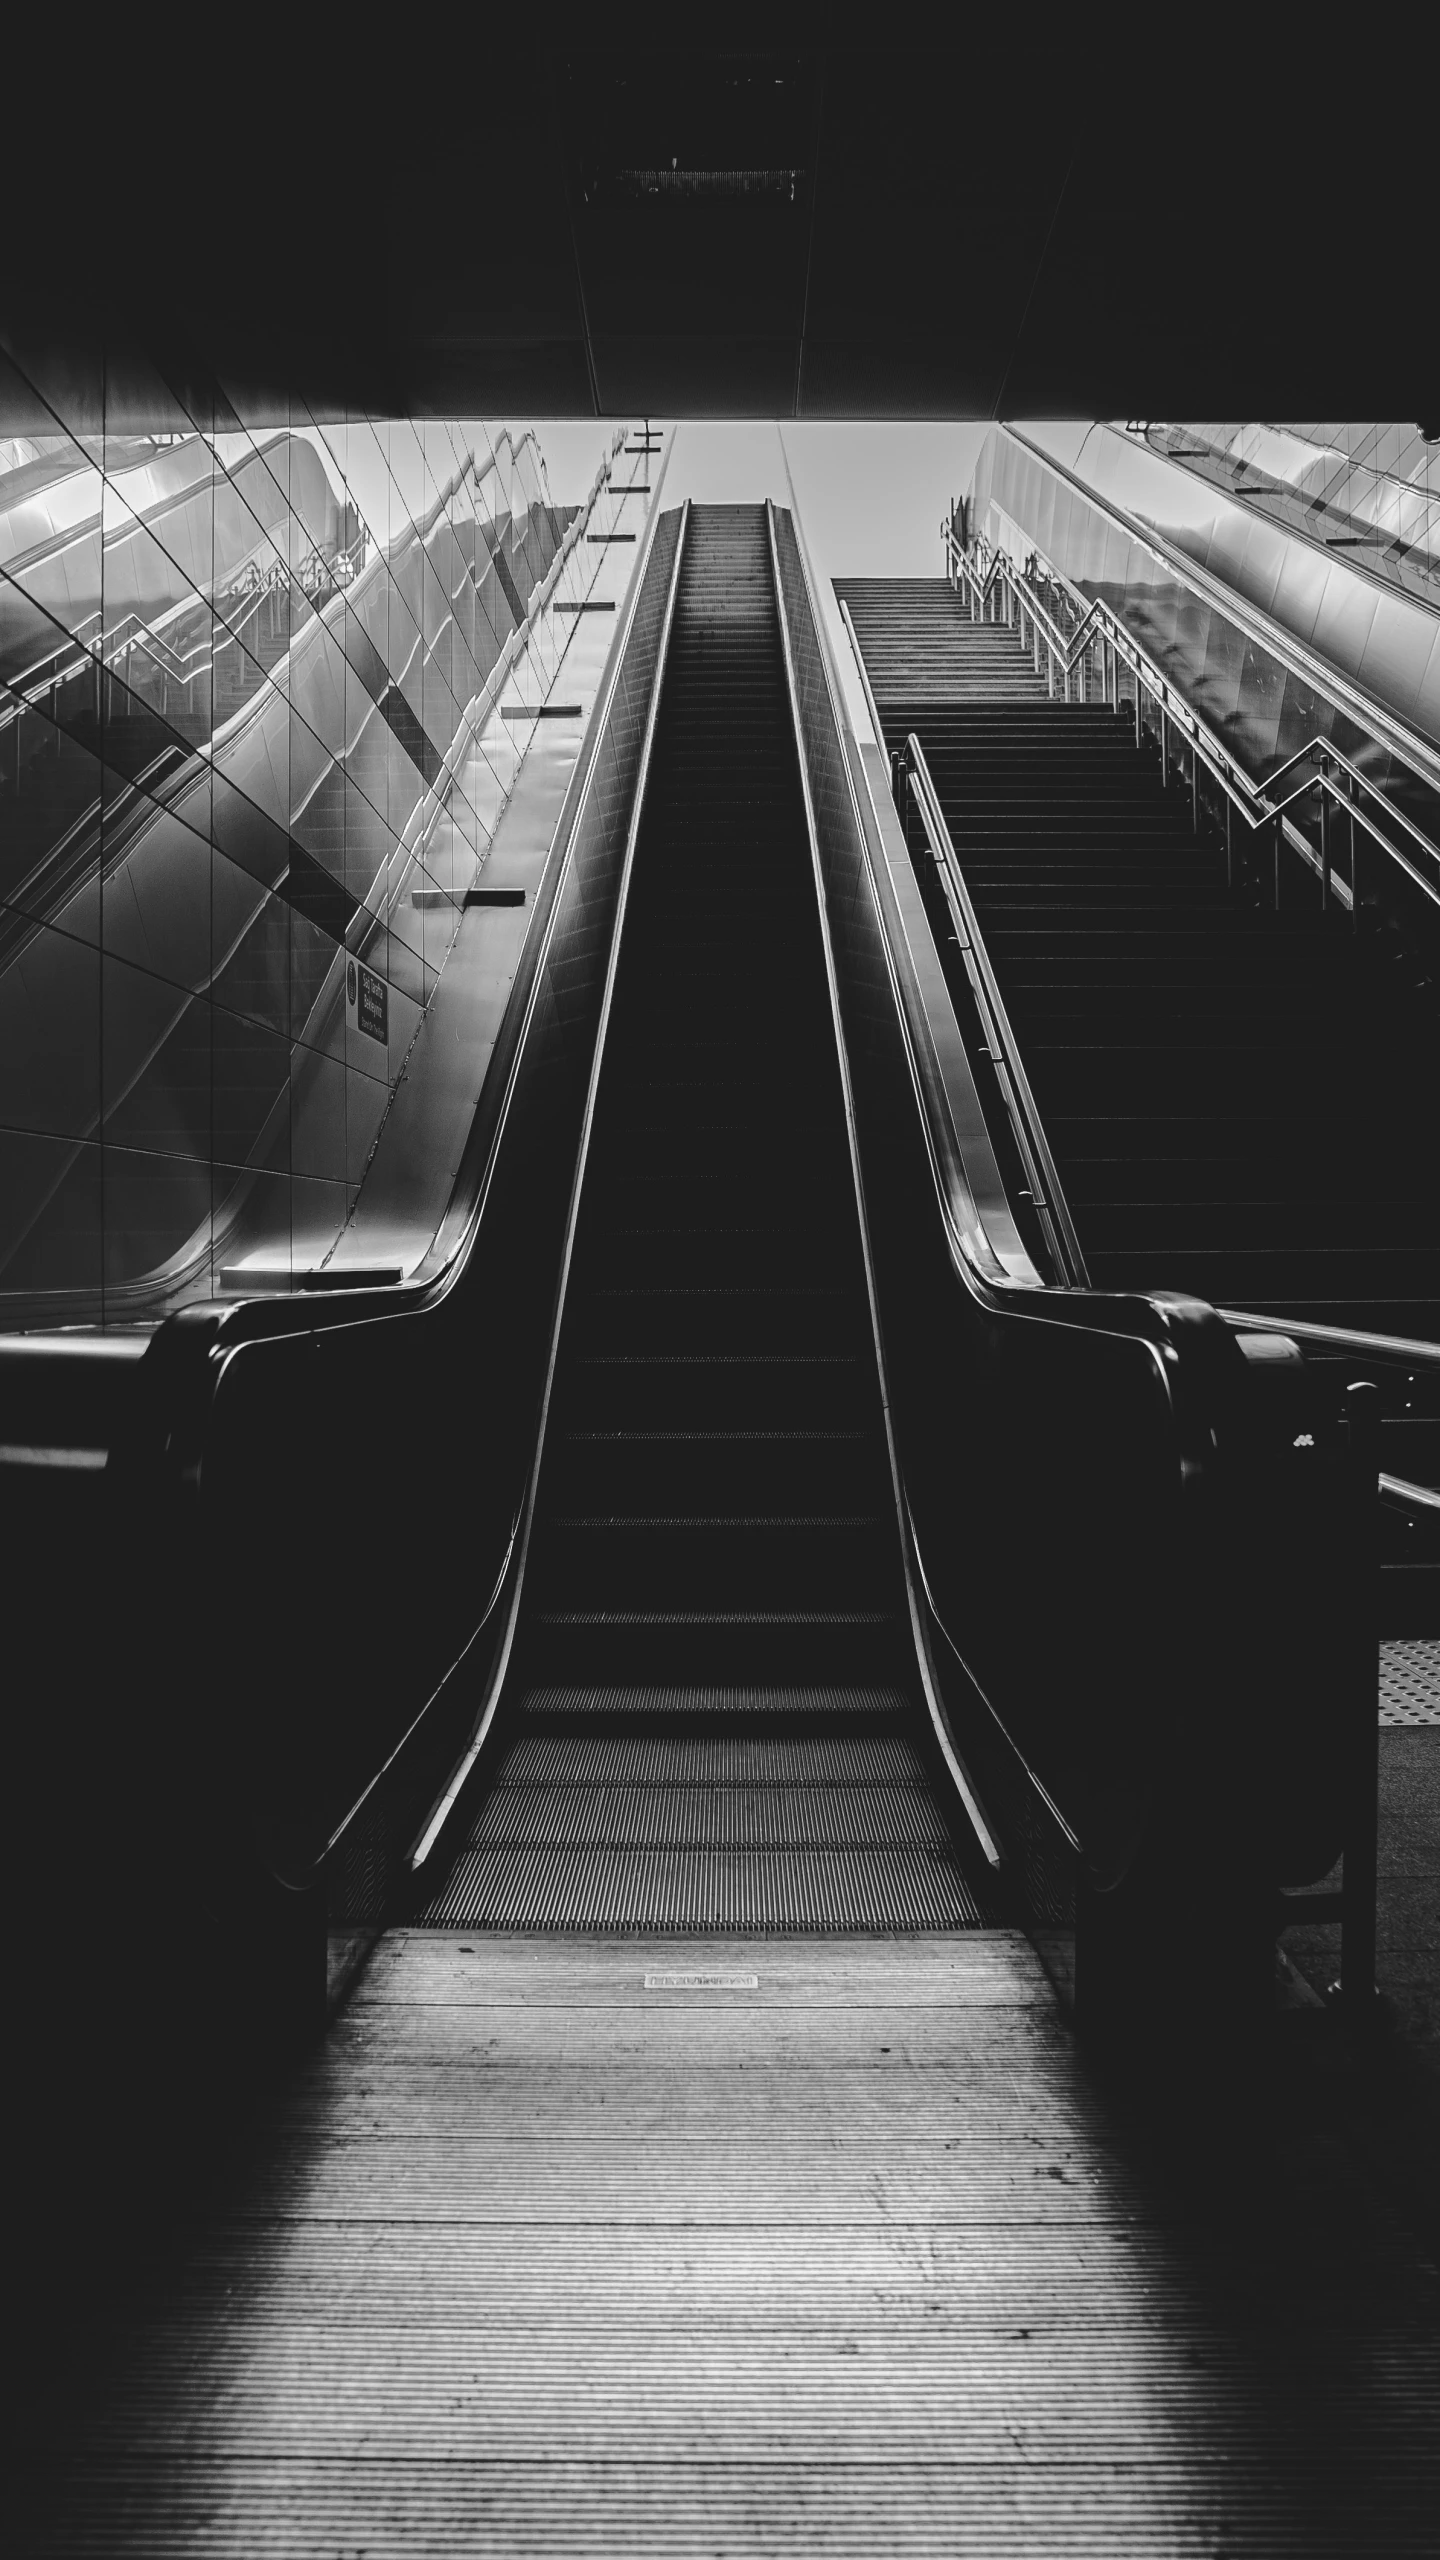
503;1725;920;1775
468;1784;950;1852
417;1844;987;1932
516;1685;911;1725
536;1608;894;1627
546;1513;881;1530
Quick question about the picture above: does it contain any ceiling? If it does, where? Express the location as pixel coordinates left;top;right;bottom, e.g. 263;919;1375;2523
4;38;1433;434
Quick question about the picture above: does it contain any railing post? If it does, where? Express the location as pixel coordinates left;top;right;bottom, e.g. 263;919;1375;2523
1047;644;1055;699
1319;763;1331;913
1274;812;1283;910
1159;704;1168;789
1133;667;1142;749
1350;776;1359;925
1225;795;1234;890
1191;742;1199;834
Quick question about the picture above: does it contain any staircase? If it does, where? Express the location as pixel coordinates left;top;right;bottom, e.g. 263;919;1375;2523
840;576;1043;705
414;511;992;1932
839;578;1440;1342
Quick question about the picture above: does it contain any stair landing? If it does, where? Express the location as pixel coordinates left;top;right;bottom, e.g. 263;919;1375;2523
17;1931;1437;2554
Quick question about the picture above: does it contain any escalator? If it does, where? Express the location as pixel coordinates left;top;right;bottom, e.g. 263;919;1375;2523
413;508;995;1931
3;484;1385;2232
7;498;1436;2560
839;577;1440;1343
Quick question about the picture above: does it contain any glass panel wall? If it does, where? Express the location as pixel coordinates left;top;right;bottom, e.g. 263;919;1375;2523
1135;423;1440;612
0;339;621;1326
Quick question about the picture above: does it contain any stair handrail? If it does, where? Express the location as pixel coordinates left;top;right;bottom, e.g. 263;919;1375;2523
942;519;1440;921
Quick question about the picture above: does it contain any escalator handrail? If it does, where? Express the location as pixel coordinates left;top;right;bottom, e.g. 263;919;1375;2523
836;595;888;755
765;502;1005;1876
0;432;675;1431
829;616;1047;1294
160;476;684;1889
777;499;1222;1369
0;464;614;1294
770;499;1257;1871
231;484;687;1888
1212;1304;1440;1374
945;521;1440;920
403;498;693;1874
400;445;676;1294
157;438;670;1336
902;735;1090;1291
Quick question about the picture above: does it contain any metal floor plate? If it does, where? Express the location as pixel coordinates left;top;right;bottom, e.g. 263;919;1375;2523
1379;1637;1440;1725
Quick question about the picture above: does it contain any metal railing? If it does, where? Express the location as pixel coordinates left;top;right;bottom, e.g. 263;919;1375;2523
942;522;1440;927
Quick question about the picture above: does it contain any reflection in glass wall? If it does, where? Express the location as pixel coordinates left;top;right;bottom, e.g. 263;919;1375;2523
967;421;1440;919
0;349;626;1327
1134;423;1439;611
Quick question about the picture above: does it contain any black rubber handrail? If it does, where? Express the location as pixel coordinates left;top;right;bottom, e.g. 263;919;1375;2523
901;734;1089;1291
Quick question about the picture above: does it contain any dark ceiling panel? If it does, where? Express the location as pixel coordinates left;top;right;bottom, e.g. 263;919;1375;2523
593;335;800;417
2;34;1431;426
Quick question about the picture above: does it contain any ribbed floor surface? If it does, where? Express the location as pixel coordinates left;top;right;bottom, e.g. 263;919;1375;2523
1379;1636;1440;1725
417;511;989;1933
20;1935;1437;2556
838;578;1440;1340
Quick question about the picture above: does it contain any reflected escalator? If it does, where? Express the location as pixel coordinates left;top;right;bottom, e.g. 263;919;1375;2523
414;508;995;1931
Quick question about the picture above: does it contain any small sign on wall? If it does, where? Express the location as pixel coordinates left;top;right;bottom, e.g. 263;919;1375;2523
345;955;388;1047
